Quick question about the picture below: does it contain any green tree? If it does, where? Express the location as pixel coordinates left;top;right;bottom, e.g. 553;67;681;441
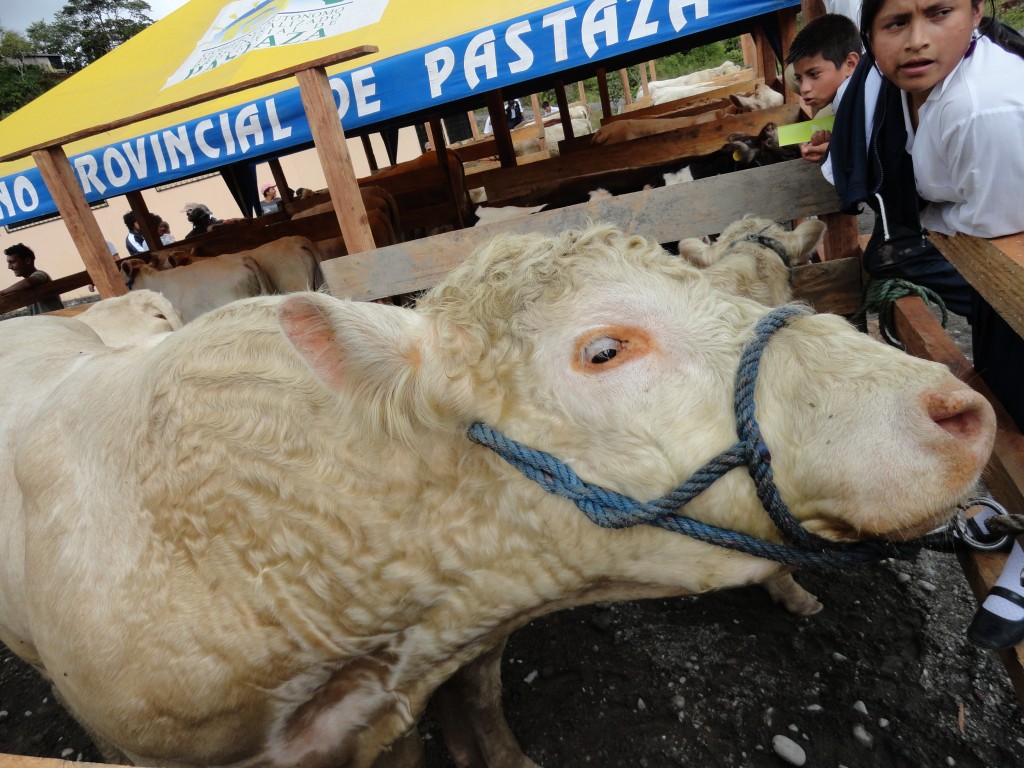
27;0;153;73
0;26;63;118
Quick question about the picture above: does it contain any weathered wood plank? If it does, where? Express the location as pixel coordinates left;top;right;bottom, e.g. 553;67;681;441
928;232;1024;340
894;295;1024;705
32;146;126;299
324;159;840;301
473;103;803;202
296;66;376;255
791;257;862;315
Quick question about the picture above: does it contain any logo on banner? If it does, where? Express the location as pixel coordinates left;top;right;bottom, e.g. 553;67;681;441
165;0;389;87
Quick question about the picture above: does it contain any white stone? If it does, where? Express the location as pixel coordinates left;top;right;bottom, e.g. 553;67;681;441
61;749;75;758
853;723;874;748
523;669;538;684
853;700;868;715
772;734;807;766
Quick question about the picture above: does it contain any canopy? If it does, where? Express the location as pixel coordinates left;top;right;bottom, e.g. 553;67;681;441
0;0;798;227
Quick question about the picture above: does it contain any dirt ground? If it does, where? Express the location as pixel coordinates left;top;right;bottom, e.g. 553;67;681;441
3;548;1023;767
3;223;1021;767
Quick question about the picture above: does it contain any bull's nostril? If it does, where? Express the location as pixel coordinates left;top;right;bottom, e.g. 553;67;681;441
925;389;990;441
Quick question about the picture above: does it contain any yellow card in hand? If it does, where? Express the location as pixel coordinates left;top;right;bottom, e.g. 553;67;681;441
776;116;835;146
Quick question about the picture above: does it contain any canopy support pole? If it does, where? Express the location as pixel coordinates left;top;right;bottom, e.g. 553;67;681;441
428;115;465;229
32;145;126;298
268;158;292;203
126;191;159;251
553;80;574;141
296;65;376;255
360;135;379;173
595;69;612;119
485;90;516;168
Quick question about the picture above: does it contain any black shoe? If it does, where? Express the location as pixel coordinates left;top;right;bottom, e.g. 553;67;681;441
967;586;1024;651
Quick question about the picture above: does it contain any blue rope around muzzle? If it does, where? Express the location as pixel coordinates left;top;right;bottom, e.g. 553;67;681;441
468;305;938;569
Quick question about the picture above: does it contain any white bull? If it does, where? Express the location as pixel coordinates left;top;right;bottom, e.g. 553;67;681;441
0;223;995;768
75;290;184;347
121;254;272;323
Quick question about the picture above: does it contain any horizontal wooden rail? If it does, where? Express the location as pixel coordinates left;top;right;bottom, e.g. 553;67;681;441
929;232;1024;340
605;75;761;123
894;295;1024;705
471;102;802;202
324;159;840;302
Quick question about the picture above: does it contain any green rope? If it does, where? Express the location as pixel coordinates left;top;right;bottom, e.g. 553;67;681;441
856;278;949;349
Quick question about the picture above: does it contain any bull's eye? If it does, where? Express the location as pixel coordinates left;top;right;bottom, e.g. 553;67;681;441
583;337;622;364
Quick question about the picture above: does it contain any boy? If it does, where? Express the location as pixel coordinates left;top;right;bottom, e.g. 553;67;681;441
2;243;65;315
784;14;861;164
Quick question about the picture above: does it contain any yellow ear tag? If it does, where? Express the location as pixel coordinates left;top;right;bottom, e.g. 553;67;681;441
732;149;743;161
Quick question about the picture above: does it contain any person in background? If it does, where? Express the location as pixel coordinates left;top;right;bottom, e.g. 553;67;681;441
541;100;558;116
853;0;1024;650
182;202;225;239
2;243;64;314
157;219;175;246
785;14;861;164
260;183;282;215
505;98;525;128
123;211;149;256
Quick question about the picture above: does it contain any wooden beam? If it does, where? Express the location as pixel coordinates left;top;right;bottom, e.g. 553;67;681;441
485;90;517;168
476;103;802;202
32;146;125;298
125;190;160;251
0;46;377;163
268;158;292;202
928;232;1024;340
619;69;632;105
295;66;376;255
596;68;612;119
428;115;464;229
468;110;482;140
820;212;860;261
894;295;1024;706
639;61;650;98
360;135;379;173
741;34;758;73
529;93;546;152
323;160;842;302
554;80;574;141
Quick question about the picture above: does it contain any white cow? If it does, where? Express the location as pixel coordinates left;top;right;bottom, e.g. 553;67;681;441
641;60;743;100
120;253;272;323
0;223;995;768
76;289;184;347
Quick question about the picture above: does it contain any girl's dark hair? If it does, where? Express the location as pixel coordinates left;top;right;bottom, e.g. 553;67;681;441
860;0;1024;58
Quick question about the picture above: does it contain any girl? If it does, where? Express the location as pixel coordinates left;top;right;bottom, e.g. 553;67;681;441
859;0;1024;650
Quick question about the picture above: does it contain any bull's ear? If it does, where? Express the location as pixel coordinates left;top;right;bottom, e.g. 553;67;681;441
776;219;827;263
277;293;423;394
676;236;713;267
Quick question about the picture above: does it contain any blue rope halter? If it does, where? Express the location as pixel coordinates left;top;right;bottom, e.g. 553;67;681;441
468;304;947;569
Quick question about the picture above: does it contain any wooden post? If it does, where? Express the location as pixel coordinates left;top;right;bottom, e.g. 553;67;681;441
647;61;656;82
753;26;780;91
423;121;435;151
428;114;464;229
125;190;159;251
777;8;799;68
740;33;759;75
639;61;650;98
32;145;126;298
360;135;379;173
595;68;612;120
485;90;517;168
801;0;827;22
295;65;376;255
268;158;291;202
468;110;482;140
619;69;632;105
554;79;575;141
529;93;547;152
577;81;586;103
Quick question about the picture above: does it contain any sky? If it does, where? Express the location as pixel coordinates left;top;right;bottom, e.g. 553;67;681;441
1;0;191;34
